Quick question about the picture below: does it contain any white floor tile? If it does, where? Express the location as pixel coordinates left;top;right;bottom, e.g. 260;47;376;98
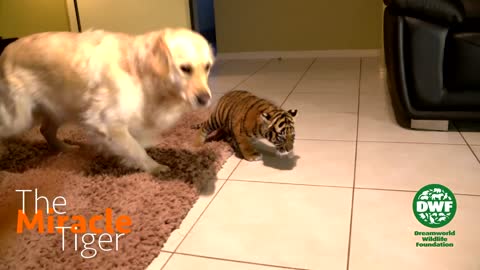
163;254;287;270
149;56;480;270
293;111;358;141
259;58;314;74
283;92;358;140
209;59;269;93
177;181;352;270
349;189;480;270
295;58;360;93
146;252;172;270
360;57;387;95
455;121;480;146
358;92;465;144
463;132;480;146
230;140;355;187
356;142;480;195
239;74;301;93
237;58;313;95
162;180;227;252
472;146;480;161
309;57;360;73
284;92;358;114
216;156;241;179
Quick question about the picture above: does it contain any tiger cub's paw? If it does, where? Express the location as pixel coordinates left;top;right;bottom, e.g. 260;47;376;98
244;152;263;162
193;133;206;148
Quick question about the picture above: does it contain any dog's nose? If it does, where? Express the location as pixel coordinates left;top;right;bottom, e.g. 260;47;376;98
196;93;211;106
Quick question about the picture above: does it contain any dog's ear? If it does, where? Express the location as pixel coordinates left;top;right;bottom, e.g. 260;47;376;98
137;32;173;79
149;35;173;77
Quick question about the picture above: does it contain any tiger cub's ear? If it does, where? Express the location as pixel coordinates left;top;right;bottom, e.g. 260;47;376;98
288;109;298;117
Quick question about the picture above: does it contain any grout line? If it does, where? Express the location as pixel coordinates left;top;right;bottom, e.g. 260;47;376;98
228;58;274;92
228;178;353;189
453;123;480;164
159;252;174;270
210;58;272;95
226;179;480;197
225;159;242;180
280;58;317;107
169;179;229;254
173;253;310;270
346;58;362;270
356;140;467;146
294;138;470;146
354;186;480;197
296;138;355;142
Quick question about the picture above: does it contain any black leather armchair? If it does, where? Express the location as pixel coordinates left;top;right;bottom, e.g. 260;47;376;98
383;0;480;129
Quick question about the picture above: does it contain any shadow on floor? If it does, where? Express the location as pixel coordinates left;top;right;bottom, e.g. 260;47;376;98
252;140;300;170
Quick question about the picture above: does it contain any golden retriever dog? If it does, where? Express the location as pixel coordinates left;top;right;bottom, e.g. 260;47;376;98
0;28;214;175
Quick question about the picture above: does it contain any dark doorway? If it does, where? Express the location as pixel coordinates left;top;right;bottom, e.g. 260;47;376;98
189;0;217;54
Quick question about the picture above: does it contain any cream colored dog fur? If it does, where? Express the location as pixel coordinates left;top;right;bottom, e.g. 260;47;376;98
0;28;214;175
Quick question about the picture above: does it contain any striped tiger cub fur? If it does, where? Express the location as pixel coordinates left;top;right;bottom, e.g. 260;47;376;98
193;90;297;161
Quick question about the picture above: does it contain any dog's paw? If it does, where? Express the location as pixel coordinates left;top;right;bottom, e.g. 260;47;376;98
148;164;171;176
50;141;80;153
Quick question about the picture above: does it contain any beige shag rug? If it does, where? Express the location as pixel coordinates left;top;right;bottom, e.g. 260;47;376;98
0;109;233;270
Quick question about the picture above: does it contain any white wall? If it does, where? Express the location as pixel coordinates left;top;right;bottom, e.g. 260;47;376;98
69;0;191;34
0;0;70;38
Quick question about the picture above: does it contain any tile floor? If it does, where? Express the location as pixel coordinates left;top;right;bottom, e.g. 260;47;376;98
148;57;480;270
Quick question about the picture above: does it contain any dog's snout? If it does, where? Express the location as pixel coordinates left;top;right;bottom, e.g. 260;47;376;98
196;93;211;106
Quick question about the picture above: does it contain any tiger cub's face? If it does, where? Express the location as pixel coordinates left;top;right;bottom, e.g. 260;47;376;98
261;109;298;155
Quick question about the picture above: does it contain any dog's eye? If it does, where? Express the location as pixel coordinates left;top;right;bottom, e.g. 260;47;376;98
205;63;211;71
180;65;193;75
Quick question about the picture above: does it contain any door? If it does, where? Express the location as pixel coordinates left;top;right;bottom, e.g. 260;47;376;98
189;0;217;52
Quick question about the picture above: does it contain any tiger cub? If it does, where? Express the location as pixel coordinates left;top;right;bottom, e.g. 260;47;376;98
193;90;297;161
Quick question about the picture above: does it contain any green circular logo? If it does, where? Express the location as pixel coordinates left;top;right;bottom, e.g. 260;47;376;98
413;184;457;228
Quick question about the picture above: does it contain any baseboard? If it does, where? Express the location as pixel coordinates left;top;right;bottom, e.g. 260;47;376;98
216;49;381;60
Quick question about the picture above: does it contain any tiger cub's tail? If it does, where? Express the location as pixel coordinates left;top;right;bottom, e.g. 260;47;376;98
190;122;204;129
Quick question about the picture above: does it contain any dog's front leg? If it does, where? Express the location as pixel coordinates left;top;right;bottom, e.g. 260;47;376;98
40;116;79;152
104;124;169;176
